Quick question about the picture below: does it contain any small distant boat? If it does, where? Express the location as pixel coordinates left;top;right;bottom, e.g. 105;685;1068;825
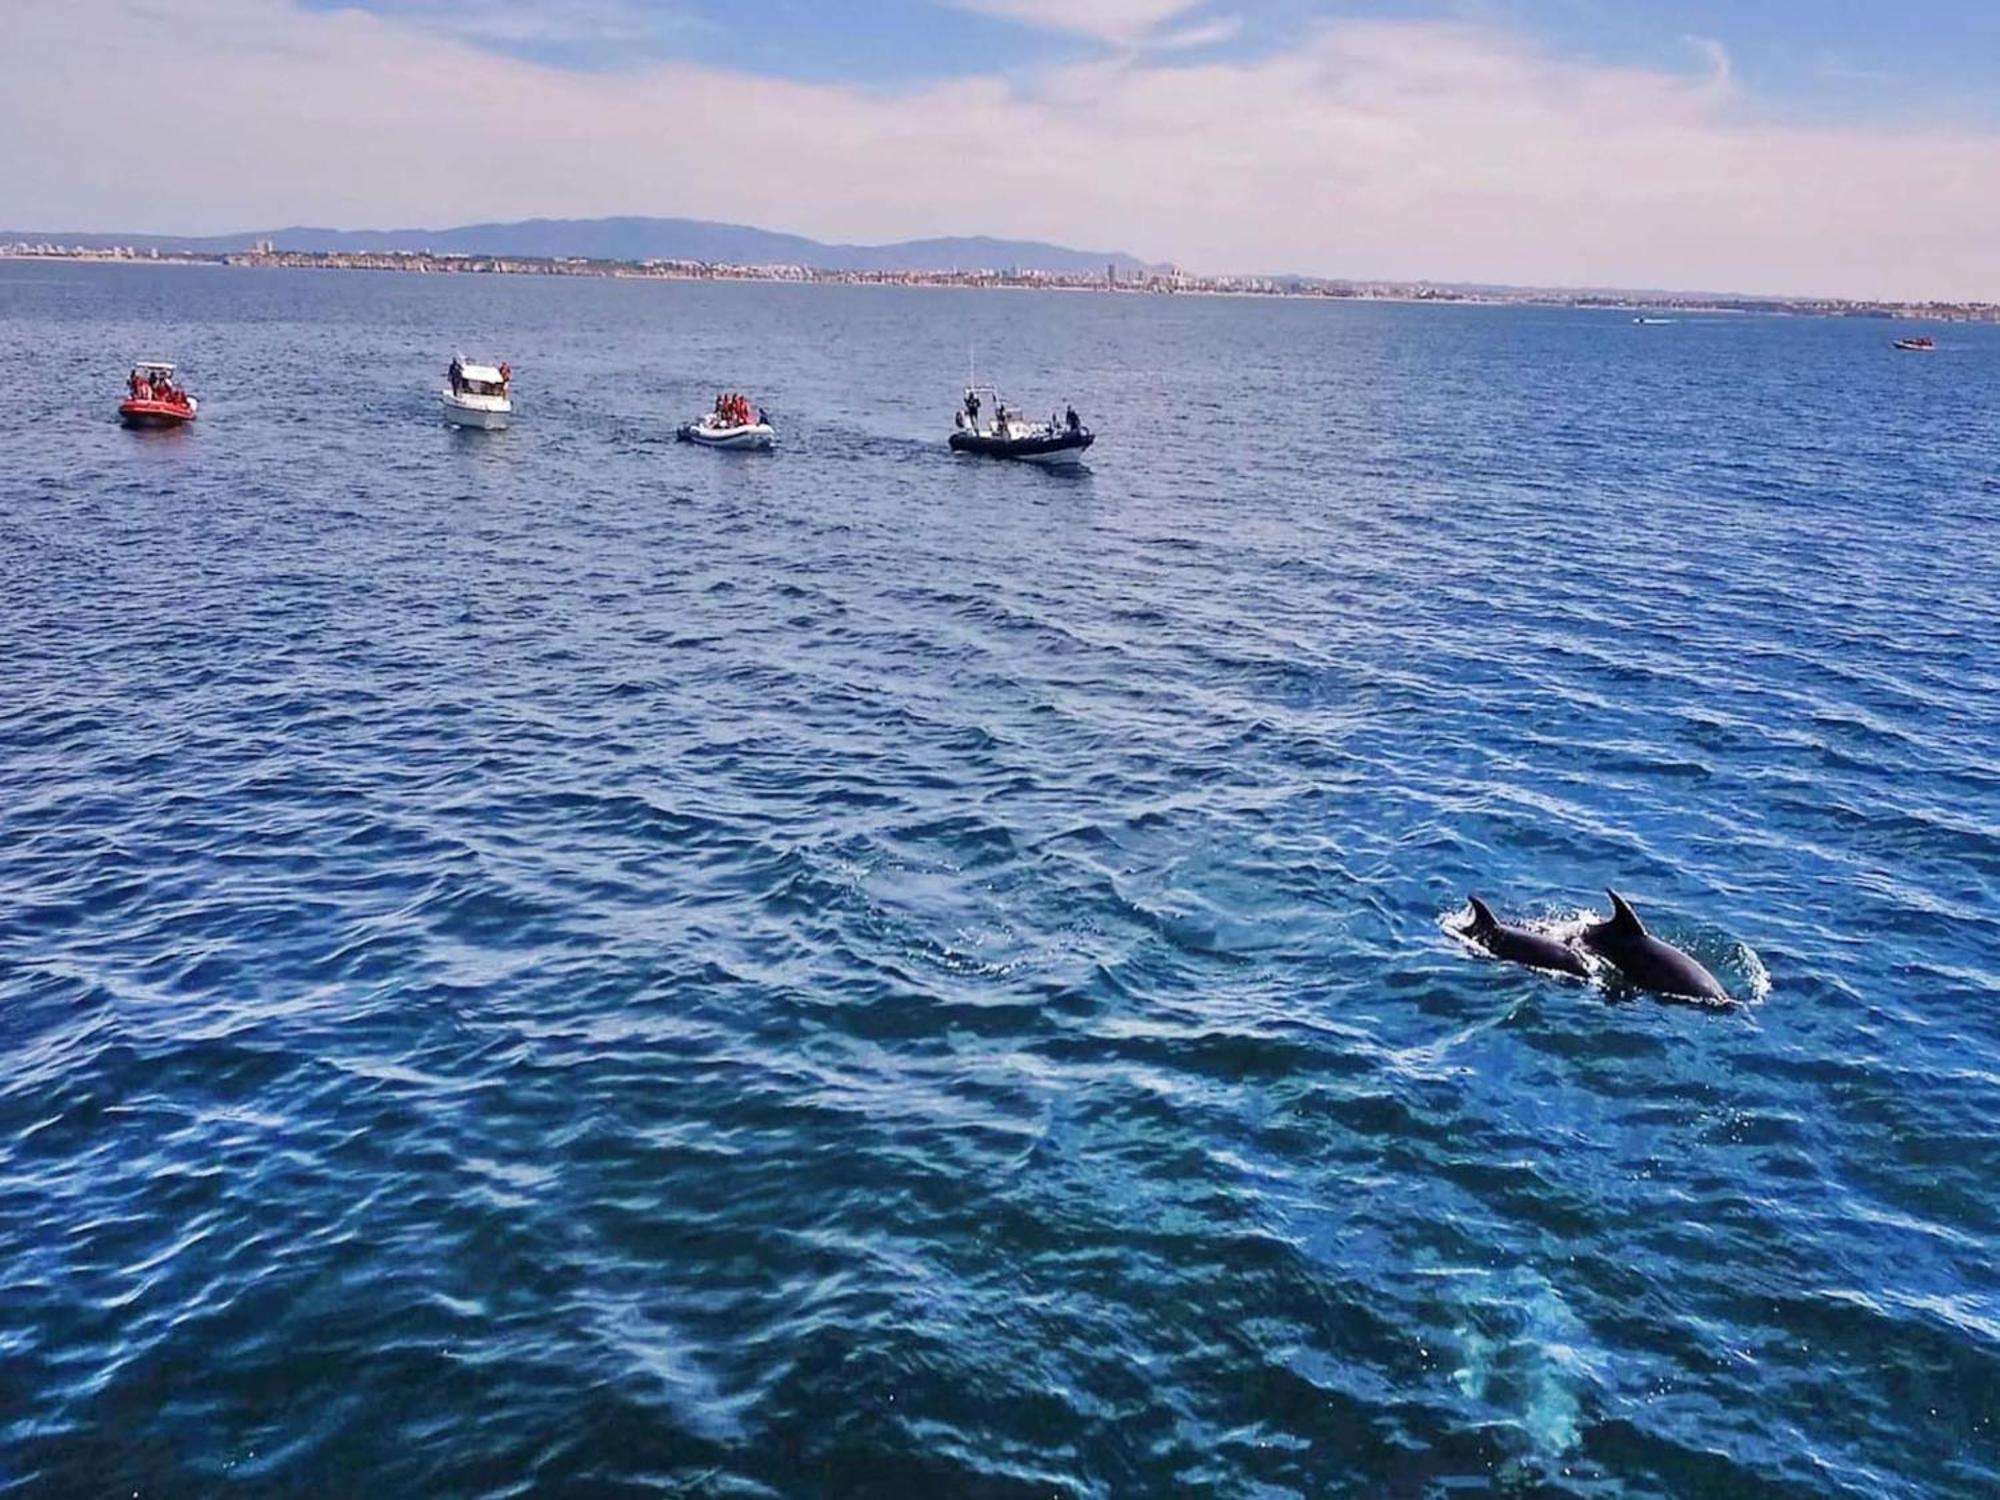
441;354;513;429
1633;316;1675;326
118;361;198;428
678;393;774;450
1893;335;1936;353
948;386;1093;467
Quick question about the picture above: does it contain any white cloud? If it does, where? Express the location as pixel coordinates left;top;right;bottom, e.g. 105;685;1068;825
1683;34;1733;92
946;0;1201;45
5;0;2000;299
1152;16;1243;51
385;0;702;49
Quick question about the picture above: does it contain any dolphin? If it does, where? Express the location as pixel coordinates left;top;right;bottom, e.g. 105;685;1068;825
1462;896;1591;979
1579;890;1731;1004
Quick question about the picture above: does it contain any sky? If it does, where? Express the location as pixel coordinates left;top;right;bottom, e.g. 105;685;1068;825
6;0;2000;298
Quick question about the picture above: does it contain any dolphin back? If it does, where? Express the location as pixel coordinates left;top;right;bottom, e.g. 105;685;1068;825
1586;891;1731;1003
1462;897;1589;979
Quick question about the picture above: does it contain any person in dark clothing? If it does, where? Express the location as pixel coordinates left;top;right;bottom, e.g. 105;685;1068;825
1065;404;1081;434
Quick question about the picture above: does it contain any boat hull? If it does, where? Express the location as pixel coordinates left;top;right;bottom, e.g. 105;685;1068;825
678;422;775;451
441;392;511;429
119;398;197;429
949;429;1093;467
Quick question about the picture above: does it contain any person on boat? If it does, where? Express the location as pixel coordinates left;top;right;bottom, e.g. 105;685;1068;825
1066;405;1081;434
964;389;981;427
448;358;463;396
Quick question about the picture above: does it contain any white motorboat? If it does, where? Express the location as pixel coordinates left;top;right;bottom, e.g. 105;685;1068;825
441;355;512;429
678;394;774;450
948;386;1092;467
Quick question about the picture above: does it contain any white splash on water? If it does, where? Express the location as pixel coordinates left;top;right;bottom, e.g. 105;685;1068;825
1733;939;1773;1003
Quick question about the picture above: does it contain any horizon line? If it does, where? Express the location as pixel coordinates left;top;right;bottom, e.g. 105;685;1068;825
7;237;1997;314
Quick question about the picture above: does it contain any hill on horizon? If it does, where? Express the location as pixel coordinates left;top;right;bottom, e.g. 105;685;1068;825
1;216;1158;276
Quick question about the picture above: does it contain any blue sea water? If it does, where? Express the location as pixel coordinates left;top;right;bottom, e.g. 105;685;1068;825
0;262;1996;1496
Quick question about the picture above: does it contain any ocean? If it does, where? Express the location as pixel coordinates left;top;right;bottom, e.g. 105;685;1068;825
0;262;1996;1496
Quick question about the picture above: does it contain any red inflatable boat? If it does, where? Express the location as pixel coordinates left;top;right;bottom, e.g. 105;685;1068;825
119;361;199;428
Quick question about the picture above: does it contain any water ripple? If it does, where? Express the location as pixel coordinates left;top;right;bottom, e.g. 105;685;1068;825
1;268;1996;1495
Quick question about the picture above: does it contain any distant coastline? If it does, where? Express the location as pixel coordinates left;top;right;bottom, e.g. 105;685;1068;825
5;241;1993;323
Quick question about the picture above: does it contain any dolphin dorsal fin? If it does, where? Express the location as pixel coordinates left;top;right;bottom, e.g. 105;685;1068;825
1466;896;1499;932
1606;890;1647;935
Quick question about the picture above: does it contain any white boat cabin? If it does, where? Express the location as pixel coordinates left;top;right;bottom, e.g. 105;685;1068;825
448;359;510;398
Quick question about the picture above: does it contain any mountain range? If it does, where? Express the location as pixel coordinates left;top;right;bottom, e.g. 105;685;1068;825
2;216;1157;276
